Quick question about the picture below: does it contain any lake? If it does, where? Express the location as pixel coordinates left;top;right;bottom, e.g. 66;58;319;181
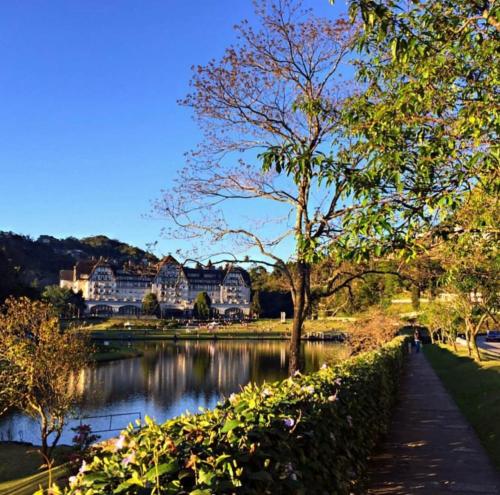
0;339;346;445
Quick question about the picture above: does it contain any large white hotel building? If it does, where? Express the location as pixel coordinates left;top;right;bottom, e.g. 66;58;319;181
60;255;251;317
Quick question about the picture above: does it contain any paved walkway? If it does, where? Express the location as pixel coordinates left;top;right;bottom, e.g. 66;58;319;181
366;351;500;494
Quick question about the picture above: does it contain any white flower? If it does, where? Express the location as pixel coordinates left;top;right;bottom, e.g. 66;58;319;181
261;388;272;397
78;460;89;474
293;370;302;377
334;378;342;386
68;476;78;487
229;393;237;403
115;434;126;451
302;385;315;394
320;363;328;370
328;393;338;402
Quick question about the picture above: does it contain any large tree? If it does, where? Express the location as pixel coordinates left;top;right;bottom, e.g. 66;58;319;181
0;297;89;462
158;0;468;373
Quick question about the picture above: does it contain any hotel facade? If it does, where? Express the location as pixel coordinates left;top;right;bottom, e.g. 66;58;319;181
60;255;251;317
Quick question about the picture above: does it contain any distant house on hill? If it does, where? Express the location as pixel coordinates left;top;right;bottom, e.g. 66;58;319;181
60;255;251;318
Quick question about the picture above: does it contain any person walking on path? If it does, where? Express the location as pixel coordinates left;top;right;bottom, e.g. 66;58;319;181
414;328;422;353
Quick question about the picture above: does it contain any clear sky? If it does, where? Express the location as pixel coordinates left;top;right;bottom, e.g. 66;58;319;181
0;0;346;257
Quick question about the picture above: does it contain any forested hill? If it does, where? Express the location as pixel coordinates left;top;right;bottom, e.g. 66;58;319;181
0;232;157;301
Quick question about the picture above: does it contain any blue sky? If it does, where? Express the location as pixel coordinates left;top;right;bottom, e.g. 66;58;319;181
0;0;346;258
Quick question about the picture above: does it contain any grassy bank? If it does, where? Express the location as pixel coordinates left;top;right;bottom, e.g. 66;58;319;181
83;318;350;343
424;344;500;469
92;344;143;362
82;317;349;332
0;443;72;485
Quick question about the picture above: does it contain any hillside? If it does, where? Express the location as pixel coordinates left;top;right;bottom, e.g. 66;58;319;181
0;232;157;301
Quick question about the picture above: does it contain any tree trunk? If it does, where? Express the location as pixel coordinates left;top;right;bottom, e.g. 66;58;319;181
289;261;308;375
472;333;482;362
48;427;62;461
465;325;472;356
411;285;421;311
40;414;49;463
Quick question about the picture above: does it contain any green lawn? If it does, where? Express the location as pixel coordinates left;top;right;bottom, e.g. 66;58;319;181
81;318;351;344
0;443;72;485
77;317;171;331
424;344;500;469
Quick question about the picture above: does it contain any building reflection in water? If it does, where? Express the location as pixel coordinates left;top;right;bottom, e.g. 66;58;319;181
0;340;346;445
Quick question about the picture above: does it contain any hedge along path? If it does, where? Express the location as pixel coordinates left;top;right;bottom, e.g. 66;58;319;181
367;351;500;494
63;337;408;495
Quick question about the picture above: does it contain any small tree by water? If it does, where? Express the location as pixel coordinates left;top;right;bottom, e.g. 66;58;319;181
142;292;161;317
251;291;261;319
0;297;89;463
194;292;211;320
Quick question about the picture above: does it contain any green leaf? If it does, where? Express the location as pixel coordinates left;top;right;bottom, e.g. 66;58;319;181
114;477;144;493
221;419;240;433
145;461;179;481
198;469;216;484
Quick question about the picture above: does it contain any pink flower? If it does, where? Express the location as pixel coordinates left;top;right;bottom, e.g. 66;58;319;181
122;452;136;466
283;418;295;428
78;460;89;474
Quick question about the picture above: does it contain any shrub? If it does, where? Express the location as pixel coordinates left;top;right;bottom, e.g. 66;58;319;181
347;309;402;356
65;337;407;494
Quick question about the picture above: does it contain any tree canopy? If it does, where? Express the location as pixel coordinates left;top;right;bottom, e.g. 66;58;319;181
336;0;499;203
42;285;86;318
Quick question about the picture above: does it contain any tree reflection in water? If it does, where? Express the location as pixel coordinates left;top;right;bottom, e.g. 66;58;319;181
0;340;347;445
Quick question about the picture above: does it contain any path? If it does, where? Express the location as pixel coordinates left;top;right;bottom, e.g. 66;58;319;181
366;351;500;494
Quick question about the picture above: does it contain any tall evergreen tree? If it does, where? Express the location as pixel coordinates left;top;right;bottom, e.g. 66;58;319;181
194;292;211;320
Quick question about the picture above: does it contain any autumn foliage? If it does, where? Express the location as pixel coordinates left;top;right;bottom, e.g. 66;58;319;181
0;297;89;461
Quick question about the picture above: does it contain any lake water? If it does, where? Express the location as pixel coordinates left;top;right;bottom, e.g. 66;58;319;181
0;340;346;446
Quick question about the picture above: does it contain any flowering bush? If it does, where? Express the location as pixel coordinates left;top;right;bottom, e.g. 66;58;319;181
65;336;407;494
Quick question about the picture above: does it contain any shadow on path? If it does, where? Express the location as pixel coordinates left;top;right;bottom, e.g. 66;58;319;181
366;352;500;494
